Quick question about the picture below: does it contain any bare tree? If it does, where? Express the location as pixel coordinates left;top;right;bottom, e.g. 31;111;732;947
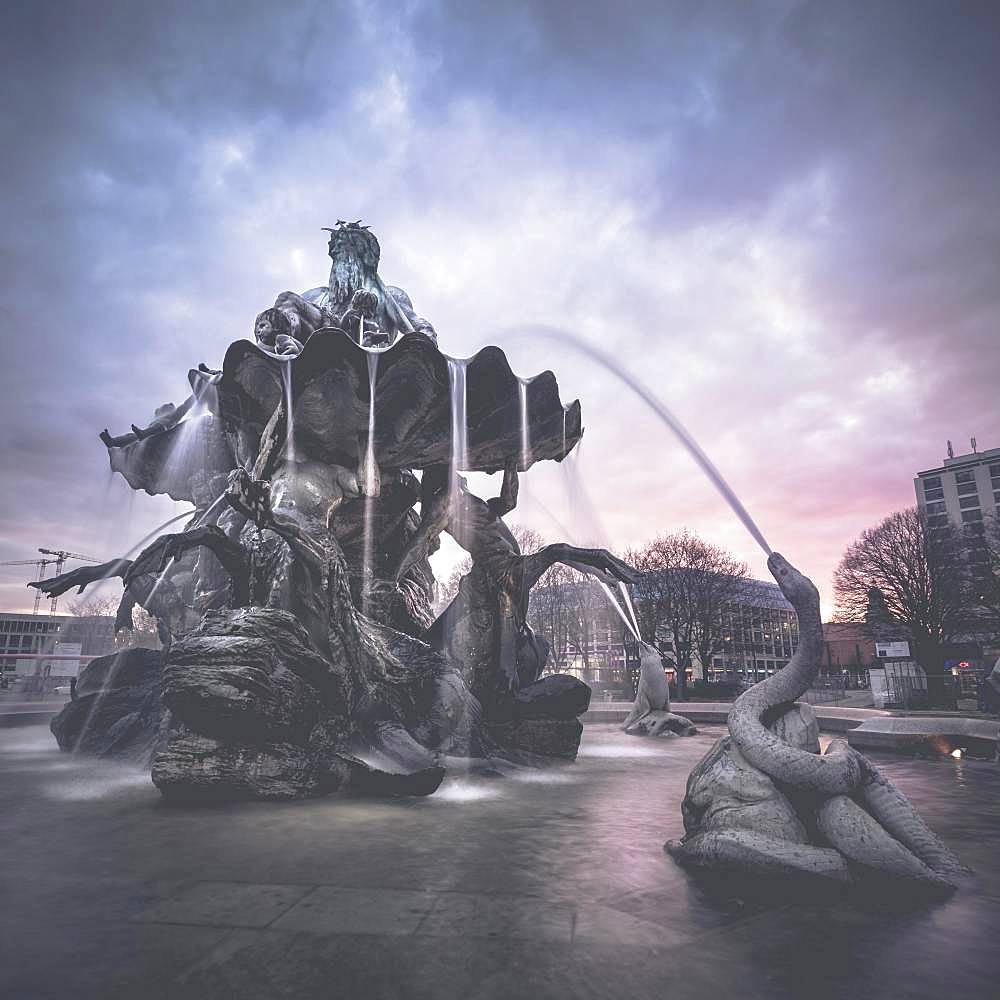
66;595;162;649
563;571;606;682
526;561;575;672
691;549;750;683
628;530;743;699
976;514;1000;637
432;556;472;616
508;523;544;556
833;507;970;706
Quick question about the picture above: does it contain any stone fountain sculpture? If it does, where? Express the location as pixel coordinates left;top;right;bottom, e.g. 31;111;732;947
668;553;967;895
37;222;636;801
622;644;697;737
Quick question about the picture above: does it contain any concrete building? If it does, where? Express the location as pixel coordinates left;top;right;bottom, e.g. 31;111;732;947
703;578;798;683
822;622;876;672
0;611;116;681
914;442;1000;576
529;574;800;690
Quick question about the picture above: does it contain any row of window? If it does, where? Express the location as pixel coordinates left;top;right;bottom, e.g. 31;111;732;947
0;620;61;634
922;468;1000;505
0;636;35;650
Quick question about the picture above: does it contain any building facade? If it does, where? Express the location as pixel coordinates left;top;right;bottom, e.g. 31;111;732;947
702;578;798;683
0;612;116;679
528;574;801;690
915;443;1000;578
821;622;877;672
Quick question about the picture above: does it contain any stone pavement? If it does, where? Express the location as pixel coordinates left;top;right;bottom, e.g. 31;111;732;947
1;723;997;999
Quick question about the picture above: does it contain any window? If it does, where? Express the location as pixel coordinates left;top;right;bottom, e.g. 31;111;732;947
957;481;979;496
989;464;1000;477
925;501;946;515
959;494;981;509
923;487;944;501
956;470;975;484
927;514;949;528
923;476;942;488
962;509;983;523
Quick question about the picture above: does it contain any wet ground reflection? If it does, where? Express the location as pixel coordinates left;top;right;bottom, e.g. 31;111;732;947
1;722;997;999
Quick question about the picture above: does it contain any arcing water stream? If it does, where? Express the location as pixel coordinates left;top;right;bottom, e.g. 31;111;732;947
503;327;773;645
517;329;773;557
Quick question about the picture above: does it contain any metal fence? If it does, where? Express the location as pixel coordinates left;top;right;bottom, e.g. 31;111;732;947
802;675;848;704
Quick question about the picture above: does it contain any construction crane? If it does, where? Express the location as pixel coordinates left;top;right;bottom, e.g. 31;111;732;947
0;557;59;615
0;548;102;615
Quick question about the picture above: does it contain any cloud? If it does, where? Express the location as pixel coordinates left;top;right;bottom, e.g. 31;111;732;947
1;0;998;623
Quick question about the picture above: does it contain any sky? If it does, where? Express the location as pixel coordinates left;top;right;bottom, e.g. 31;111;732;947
1;0;998;619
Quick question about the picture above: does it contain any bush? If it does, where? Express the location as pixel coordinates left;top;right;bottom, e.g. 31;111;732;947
683;679;746;701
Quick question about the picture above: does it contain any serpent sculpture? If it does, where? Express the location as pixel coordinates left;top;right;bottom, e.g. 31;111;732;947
667;552;966;895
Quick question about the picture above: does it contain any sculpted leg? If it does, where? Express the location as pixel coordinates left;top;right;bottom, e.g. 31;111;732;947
668;830;850;882
816;796;953;892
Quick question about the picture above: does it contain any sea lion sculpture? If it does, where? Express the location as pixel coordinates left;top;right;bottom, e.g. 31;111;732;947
621;643;697;736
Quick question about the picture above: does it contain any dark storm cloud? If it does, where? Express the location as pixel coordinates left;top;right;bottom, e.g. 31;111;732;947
1;0;998;612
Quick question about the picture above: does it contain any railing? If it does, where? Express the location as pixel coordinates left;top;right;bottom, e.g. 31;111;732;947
802;676;848;704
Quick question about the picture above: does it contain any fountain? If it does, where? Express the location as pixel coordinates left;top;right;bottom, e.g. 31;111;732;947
35;222;623;801
667;552;967;895
514;327;968;895
32;221;965;898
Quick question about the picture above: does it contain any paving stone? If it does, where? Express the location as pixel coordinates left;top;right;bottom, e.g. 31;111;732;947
572;903;685;949
272;886;437;935
136;881;313;928
418;891;574;943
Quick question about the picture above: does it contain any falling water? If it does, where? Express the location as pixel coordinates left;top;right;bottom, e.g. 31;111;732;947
521;456;640;644
84;508;197;606
560;443;612;548
447;359;469;487
519;330;773;556
361;353;379;616
561;407;567;457
281;360;296;465
70;504;205;752
518;378;530;470
364;354;379;494
144;490;229;607
598;581;641;642
617;581;641;638
447;357;469;553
